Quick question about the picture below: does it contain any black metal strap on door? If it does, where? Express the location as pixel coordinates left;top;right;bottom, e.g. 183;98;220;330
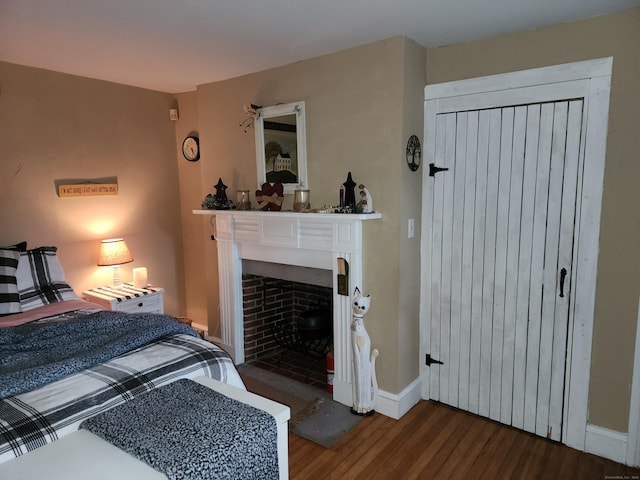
428;163;449;177
425;354;444;366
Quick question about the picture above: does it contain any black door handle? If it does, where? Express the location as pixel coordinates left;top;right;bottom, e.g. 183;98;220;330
559;268;567;298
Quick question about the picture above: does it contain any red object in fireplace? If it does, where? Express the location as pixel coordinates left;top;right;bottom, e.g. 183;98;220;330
326;351;334;393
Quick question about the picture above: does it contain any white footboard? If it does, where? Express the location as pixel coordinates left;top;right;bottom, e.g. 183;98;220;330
0;376;291;480
194;376;291;479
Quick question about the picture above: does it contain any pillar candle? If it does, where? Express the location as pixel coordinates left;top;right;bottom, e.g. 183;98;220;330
133;267;148;288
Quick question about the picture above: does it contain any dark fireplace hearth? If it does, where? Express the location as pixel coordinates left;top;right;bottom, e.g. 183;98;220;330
242;274;333;364
271;307;332;358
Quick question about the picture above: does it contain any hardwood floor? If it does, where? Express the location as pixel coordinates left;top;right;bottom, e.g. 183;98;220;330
289;400;640;479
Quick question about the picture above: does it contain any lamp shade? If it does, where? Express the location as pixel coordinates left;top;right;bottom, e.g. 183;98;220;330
97;238;133;266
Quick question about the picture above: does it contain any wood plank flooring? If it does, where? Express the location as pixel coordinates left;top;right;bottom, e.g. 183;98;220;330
289;400;640;479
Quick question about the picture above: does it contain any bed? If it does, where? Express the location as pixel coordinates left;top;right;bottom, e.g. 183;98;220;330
0;245;289;479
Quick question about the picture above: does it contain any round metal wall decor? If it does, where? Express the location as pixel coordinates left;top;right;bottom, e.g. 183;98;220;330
406;135;421;172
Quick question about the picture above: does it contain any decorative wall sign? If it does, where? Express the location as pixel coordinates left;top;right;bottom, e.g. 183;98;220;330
56;179;118;197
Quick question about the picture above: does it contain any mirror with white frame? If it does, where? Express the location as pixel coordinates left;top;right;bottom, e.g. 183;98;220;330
255;101;307;194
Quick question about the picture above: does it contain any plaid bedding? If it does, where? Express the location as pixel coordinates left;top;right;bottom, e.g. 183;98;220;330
0;334;243;463
0;310;202;399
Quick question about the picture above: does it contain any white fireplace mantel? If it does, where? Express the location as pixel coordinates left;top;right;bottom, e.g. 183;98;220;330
193;209;381;407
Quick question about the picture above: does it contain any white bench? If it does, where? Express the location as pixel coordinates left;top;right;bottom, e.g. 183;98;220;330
0;376;290;480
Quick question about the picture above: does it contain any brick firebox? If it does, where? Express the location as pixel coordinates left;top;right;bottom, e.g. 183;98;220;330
242;274;332;363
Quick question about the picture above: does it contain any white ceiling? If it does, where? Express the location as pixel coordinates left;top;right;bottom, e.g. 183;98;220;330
1;0;638;93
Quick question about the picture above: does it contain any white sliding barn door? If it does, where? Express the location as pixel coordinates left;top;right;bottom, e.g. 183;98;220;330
420;59;613;449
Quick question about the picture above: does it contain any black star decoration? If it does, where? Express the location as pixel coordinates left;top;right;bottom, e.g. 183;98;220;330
214;177;228;202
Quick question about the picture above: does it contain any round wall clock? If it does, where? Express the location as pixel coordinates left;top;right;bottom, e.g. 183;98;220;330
406;135;421;171
182;135;200;162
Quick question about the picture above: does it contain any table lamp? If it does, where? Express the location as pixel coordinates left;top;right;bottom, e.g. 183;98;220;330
97;238;133;287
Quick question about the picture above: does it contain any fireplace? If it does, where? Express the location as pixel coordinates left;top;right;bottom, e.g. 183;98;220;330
242;270;332;363
193;209;381;407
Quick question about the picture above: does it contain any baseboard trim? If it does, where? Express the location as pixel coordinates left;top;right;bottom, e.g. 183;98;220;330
376;377;422;420
585;424;628;464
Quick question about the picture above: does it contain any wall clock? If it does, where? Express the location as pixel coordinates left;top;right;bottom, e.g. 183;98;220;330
182;135;200;162
406;135;421;171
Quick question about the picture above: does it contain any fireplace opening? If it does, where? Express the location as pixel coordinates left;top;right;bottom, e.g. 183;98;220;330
242;262;333;390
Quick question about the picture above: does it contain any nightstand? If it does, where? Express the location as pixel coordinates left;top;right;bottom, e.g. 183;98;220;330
83;284;165;314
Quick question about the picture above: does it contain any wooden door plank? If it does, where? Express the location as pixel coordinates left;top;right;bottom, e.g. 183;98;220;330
429;113;448;400
439;112;457;405
550;99;583;440
479;108;501;418
513;104;541;430
490;106;513;421
524;102;554;434
501;105;527;426
469;109;491;416
449;112;468;408
420;99;439;399
536;101;568;439
459;111;479;413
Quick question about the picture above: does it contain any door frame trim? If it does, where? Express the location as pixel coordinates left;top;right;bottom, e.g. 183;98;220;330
626;295;640;465
420;57;613;452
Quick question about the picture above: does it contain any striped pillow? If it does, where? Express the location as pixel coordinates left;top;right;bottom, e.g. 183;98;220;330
16;246;79;311
0;248;21;316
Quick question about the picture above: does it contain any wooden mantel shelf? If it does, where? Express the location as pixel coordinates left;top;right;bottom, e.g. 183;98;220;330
193;208;381;254
192;209;382;220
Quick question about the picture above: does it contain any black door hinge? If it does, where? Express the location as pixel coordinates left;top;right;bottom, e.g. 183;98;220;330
425;354;444;366
429;163;449;177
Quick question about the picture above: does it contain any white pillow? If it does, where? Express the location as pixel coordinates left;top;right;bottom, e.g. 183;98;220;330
16;246;79;311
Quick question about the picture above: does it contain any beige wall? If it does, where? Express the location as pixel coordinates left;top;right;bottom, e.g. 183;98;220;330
0;62;186;315
397;38;427;389
426;7;640;432
178;37;426;393
173;91;213;331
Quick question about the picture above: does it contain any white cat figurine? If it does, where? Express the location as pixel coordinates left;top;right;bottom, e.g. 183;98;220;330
357;184;373;213
351;287;379;415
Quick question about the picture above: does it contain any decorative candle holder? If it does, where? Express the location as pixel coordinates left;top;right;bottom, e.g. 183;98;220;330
236;190;251;210
294;189;310;212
